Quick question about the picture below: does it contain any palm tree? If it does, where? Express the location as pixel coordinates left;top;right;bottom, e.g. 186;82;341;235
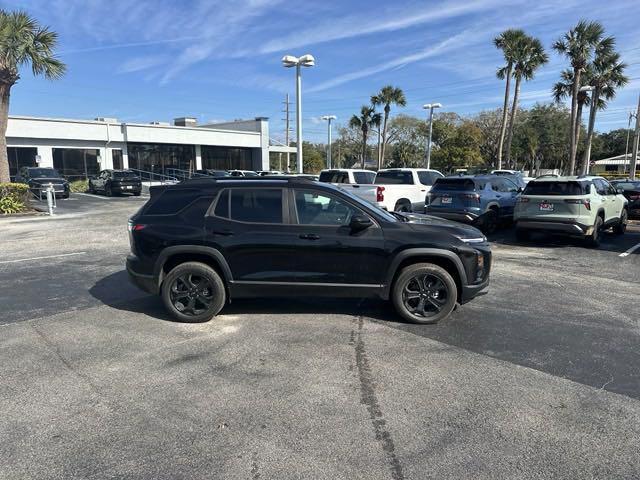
349;105;381;169
552;69;592;155
581;40;628;174
371;85;406;170
494;29;526;169
504;35;548;165
0;10;65;183
553;20;604;175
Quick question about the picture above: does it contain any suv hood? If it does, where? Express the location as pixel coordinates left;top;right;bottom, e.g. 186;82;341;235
400;212;485;240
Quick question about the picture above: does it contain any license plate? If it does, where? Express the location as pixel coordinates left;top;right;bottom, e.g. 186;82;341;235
539;202;554;211
442;196;452;204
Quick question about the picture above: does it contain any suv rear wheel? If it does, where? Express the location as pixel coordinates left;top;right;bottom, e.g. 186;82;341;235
161;262;226;322
613;209;628;235
585;215;603;248
392;263;457;324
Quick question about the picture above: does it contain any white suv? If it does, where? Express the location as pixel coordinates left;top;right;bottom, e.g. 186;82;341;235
514;176;628;247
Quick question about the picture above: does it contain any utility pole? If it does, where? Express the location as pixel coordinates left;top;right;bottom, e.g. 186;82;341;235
282;94;291;171
422;103;442;169
631;93;640;181
321;115;336;169
624;111;635;176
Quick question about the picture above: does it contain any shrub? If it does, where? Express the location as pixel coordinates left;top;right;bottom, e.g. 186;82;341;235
69;179;88;193
0;183;29;214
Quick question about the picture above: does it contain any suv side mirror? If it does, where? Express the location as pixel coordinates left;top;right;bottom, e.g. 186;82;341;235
349;215;373;232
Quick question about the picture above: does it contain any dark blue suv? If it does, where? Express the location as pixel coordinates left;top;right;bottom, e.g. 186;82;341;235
425;175;522;233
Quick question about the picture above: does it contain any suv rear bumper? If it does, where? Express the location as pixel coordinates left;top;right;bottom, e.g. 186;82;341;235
424;208;480;224
516;219;592;236
126;255;158;294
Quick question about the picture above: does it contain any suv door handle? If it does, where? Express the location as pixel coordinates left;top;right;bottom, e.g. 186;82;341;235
212;229;234;236
299;233;320;240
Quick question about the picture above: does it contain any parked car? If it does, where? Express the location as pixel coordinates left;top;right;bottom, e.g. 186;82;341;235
88;170;142;196
610;179;640;218
514;176;628;247
126;176;491;325
337;168;444;212
257;170;283;176
229;170;259;177
195;169;231;178
319;169;376;184
15;167;70;198
425;175;521;233
491;169;529;188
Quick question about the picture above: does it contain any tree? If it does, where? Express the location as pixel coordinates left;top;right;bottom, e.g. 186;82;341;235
494;29;526;169
0;10;66;182
371;85;406;169
349;105;381;169
504;34;548;165
386;115;427;167
553;20;604;175
581;39;628;173
552;69;591;159
302;142;325;174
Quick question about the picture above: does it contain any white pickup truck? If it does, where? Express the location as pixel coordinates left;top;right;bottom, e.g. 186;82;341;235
318;169;376;185
327;168;444;212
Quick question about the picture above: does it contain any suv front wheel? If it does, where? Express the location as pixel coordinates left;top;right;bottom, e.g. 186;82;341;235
392;263;457;324
161;262;226;322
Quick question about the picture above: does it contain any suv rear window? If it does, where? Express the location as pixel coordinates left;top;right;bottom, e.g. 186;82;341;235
375;171;413;185
523;181;586;196
230;188;283;223
431;178;476;191
145;189;201;215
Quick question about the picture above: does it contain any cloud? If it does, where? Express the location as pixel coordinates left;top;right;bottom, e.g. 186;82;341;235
118;55;169;74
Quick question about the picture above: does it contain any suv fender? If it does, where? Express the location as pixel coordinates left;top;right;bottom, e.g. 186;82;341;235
155;245;233;289
382;248;468;300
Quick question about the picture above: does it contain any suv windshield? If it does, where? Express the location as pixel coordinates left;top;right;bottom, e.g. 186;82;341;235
28;168;61;178
612;181;640;190
432;178;476;191
375;171;413;185
523;181;587;195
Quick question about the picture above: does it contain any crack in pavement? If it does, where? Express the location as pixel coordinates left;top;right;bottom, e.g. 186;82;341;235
352;316;405;480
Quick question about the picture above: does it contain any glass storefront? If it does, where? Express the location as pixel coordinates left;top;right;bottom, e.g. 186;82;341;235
201;146;253;171
52;148;100;180
127;143;195;175
8;147;38;179
112;149;123;170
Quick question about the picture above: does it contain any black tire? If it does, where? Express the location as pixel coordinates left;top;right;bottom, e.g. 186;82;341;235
585;215;603;248
63;191;70;199
134;192;141;197
88;182;95;194
105;184;113;197
481;209;498;234
613;209;628;235
394;200;411;213
392;263;457;324
161;262;226;323
515;228;530;242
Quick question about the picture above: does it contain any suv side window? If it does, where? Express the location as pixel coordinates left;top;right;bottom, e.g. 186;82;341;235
145;189;202;215
230;188;283;223
294;189;362;226
213;189;229;218
498;178;518;193
418;171;441;186
601;179;616;195
180;196;215;224
593;179;608;195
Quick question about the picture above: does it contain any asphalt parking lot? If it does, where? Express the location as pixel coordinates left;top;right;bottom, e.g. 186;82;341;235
1;193;639;479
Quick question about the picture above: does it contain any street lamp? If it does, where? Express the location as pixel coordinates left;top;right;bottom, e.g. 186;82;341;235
423;103;442;169
321;115;336;169
282;54;315;174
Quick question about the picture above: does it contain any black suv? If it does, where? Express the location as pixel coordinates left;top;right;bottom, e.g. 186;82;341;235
15;167;70;198
88;169;142;196
126;177;491;324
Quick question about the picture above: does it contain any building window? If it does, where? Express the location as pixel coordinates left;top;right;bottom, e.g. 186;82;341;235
127;143;195;176
8;147;38;179
112;149;123;170
604;164;620;172
52;148;100;180
201;146;252;171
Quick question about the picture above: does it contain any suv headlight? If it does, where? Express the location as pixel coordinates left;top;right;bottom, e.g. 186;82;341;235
454;234;487;244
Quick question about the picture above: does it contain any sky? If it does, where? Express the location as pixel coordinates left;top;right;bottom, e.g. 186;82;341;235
6;0;640;144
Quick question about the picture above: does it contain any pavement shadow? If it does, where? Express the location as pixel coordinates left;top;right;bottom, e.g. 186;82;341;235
89;270;402;323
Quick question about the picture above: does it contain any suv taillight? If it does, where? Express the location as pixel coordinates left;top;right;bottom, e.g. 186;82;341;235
463;193;480;203
376;186;385;202
564;199;590;210
127;222;146;232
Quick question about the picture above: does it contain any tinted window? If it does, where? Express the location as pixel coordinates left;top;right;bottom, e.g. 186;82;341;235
113;171;138;179
230;189;283;223
353;171;376;184
593;179;609;195
432;178;476;191
612;181;640;190
145;189;202;215
213;189;229;218
180;196;214;224
523;181;586;196
27;168;61;178
375;171;413;185
319;171;349;183
294;190;361;226
417;171;443;186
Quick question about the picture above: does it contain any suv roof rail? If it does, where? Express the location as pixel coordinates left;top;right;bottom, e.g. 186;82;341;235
181;175;317;185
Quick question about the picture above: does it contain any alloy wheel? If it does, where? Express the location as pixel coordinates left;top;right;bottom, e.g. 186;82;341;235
402;273;449;319
169;273;214;316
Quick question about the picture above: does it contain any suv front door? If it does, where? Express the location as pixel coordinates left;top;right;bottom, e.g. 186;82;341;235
288;187;386;286
593;178;618;223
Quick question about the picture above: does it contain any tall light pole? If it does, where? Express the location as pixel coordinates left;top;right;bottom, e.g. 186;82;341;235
579;85;595;174
321;115;336;169
282;54;315;173
423;103;441;169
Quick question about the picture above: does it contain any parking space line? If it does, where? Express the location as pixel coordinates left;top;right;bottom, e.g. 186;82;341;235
619;242;640;258
74;193;110;200
0;252;87;264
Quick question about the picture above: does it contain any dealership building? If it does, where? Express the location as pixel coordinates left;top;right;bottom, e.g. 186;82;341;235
6;115;291;180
